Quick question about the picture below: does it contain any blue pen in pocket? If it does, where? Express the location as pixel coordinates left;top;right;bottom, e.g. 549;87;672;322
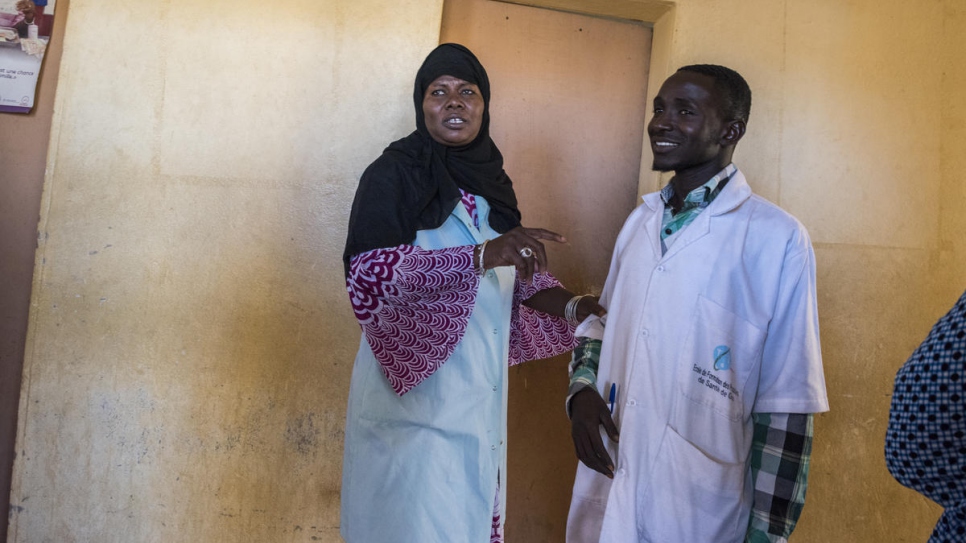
608;382;617;414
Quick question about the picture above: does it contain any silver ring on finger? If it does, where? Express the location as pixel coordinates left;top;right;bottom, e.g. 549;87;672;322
519;247;534;258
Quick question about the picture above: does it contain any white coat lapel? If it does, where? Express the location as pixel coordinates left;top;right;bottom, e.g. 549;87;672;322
660;207;711;261
709;169;753;217
659;169;753;262
640;193;665;261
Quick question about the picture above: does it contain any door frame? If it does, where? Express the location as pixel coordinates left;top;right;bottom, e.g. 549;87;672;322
493;0;676;197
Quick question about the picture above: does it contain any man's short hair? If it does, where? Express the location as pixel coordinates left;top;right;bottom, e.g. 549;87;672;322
676;64;752;123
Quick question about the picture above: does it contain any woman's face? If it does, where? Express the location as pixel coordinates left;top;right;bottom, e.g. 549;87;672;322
422;75;484;147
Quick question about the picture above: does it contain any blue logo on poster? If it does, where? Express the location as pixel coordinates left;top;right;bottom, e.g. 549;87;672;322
713;345;731;371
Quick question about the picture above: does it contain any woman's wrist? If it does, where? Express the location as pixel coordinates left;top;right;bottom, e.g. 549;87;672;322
474;240;489;275
564;294;590;326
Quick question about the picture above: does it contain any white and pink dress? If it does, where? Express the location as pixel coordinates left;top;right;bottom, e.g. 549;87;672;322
340;192;576;543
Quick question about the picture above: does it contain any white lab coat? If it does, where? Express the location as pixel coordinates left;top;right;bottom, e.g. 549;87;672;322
566;168;828;543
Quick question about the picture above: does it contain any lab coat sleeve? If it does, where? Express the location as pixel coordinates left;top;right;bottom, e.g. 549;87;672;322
753;230;829;414
573;202;641;341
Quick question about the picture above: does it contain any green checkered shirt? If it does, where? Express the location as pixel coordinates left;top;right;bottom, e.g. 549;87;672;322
660;163;736;253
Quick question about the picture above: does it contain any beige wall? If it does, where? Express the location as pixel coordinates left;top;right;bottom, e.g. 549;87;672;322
8;1;443;541
8;1;965;543
943;1;966;290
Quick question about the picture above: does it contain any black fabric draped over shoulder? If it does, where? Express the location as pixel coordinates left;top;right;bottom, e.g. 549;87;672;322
343;43;521;276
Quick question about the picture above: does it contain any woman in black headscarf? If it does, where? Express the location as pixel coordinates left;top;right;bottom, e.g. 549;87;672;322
340;44;602;543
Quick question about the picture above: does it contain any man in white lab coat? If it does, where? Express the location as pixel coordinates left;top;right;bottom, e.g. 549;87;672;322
566;65;829;543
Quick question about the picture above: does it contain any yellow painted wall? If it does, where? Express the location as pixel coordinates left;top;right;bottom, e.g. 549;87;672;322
8;1;965;542
943;1;966;290
8;1;444;541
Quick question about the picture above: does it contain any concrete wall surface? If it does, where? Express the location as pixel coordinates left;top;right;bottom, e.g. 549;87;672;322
7;0;965;542
7;1;443;541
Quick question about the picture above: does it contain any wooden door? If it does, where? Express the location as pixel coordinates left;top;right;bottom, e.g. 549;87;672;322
441;2;651;540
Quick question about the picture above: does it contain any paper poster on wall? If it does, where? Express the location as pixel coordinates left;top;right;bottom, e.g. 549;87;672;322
0;0;56;114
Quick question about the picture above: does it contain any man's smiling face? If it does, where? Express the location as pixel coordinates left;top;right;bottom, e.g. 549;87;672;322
647;71;730;177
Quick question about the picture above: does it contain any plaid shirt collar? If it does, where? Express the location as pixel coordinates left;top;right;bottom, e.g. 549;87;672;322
660;163;737;216
659;164;737;247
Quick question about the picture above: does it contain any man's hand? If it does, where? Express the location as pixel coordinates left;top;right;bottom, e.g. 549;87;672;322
570;387;620;478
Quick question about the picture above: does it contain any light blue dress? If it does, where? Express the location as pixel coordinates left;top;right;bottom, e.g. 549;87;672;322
340;197;516;543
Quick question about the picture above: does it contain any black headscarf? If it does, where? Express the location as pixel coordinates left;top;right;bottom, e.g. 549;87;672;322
343;43;521;276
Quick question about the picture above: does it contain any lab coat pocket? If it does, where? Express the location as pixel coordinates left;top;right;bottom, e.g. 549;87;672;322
639;426;746;542
678;296;765;422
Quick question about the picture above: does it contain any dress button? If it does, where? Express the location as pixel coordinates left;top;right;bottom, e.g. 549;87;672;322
628;399;638;407
492;385;498;392
487;271;495;279
491;445;497;450
656;265;665;272
641;329;649;337
618;468;626;476
493;328;498;335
